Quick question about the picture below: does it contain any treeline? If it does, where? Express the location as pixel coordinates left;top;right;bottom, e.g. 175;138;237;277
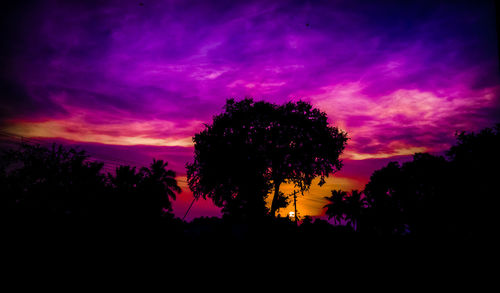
324;124;499;240
0;143;181;222
1;124;498;241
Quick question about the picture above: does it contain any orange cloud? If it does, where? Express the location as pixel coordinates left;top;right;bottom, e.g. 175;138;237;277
6;118;196;147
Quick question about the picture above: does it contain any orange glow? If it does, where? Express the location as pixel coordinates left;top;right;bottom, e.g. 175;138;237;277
177;174;365;219
267;175;365;218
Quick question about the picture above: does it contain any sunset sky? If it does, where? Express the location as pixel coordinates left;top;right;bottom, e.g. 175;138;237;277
1;0;499;220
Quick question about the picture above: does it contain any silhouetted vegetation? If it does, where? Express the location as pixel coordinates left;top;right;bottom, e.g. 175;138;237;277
324;189;366;229
1;142;181;225
2;143;108;220
324;124;500;240
1;113;498;244
186;98;348;220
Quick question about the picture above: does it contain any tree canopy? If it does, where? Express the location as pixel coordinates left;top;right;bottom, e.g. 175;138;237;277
186;98;348;219
1;142;181;221
324;124;500;238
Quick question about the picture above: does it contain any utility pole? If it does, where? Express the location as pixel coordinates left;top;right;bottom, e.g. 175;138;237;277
293;190;298;226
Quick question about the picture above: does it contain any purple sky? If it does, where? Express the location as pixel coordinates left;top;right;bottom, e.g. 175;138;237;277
1;0;499;220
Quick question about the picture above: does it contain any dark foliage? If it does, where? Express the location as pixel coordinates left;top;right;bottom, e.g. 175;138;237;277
445;124;500;237
360;153;451;238
1;142;181;225
1;143;108;220
324;124;500;240
186;98;348;219
2;122;497;246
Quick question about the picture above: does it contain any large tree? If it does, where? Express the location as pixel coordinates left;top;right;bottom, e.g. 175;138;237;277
187;98;348;219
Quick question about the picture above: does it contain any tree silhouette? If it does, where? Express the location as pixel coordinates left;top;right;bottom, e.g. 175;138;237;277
186;99;273;219
0;142;183;224
324;189;366;230
267;100;348;216
1;142;106;219
344;190;366;231
108;165;143;218
361;153;453;237
445;124;500;237
274;191;291;215
324;189;347;225
362;161;405;236
110;165;142;194
187;98;347;219
399;153;450;237
139;159;181;218
351;123;500;239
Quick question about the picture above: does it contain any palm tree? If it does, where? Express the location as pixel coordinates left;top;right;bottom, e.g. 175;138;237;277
140;159;181;217
110;166;142;193
109;166;143;217
344;190;366;231
324;189;348;225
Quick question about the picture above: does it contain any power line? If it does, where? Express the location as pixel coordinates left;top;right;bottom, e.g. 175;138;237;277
182;197;197;221
300;196;327;204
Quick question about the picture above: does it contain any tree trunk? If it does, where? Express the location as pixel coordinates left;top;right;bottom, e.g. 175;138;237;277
270;180;281;217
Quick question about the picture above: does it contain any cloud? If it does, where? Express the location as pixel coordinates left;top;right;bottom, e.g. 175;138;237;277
310;81;499;159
